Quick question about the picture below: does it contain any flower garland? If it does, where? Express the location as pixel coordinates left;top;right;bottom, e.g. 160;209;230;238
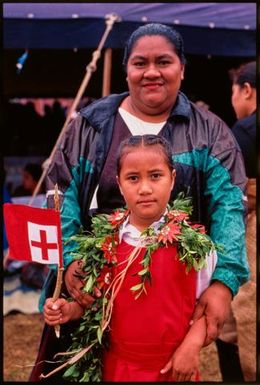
40;193;221;382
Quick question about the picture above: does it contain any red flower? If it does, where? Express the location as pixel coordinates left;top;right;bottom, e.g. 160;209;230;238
101;234;118;263
108;209;129;227
96;266;112;290
167;210;189;222
191;223;206;234
158;221;181;244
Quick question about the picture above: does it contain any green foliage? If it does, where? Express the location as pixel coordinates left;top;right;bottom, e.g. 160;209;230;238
170;192;193;215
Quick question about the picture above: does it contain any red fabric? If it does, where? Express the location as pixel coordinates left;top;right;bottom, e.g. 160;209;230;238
103;240;198;381
3;203;63;266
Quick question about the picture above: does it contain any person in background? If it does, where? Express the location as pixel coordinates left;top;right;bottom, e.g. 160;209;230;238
230;61;256;180
216;61;256;381
13;163;44;197
30;23;249;381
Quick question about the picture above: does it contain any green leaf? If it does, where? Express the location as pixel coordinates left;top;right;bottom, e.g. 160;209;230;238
138;268;148;276
130;283;143;292
63;363;78;378
97;327;103;344
84;275;94;293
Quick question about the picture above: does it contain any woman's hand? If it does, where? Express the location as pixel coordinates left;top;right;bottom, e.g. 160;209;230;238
160;344;199;382
64;260;101;308
191;281;232;345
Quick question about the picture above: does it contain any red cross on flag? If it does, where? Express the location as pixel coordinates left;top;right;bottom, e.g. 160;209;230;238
4;203;63;267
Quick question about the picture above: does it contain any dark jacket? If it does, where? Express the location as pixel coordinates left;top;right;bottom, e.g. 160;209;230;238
40;91;249;309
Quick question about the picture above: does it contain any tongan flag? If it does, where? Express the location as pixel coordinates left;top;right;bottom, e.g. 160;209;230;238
3;203;63;267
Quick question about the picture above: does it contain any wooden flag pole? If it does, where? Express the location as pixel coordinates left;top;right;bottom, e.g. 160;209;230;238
53;183;64;338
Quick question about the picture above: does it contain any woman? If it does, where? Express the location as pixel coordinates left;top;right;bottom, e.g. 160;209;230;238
30;23;249;381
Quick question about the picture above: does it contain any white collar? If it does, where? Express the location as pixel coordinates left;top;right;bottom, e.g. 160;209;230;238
119;211;167;246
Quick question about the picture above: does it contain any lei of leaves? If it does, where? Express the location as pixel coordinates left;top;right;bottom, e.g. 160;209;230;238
51;193;221;382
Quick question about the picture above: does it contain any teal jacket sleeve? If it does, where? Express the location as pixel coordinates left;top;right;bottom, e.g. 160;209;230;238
204;119;249;296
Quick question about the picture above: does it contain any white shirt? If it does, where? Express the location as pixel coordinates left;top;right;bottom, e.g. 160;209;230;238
119;216;217;298
118;107;166;135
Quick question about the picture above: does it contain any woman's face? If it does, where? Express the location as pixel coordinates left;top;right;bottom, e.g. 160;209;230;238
126;35;184;116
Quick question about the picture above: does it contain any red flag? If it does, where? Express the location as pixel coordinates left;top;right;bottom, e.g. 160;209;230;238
4;203;63;267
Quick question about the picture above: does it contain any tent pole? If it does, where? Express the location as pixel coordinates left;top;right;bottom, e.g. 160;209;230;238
28;13;120;206
102;48;112;97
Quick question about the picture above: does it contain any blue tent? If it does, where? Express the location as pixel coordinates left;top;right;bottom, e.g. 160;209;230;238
3;3;256;57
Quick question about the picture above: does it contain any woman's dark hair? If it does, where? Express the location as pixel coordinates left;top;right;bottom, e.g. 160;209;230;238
123;23;186;68
117;134;174;175
229;61;256;88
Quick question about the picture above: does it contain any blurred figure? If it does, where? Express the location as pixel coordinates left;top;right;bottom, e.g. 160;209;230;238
230;61;256;179
216;61;256;382
13;163;44;197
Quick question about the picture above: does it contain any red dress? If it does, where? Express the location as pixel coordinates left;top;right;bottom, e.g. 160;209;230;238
103;240;197;382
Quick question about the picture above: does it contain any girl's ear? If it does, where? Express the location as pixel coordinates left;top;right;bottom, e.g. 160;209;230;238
116;175;124;196
171;169;176;189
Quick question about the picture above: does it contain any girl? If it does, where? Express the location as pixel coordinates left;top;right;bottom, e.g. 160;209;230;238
44;134;217;382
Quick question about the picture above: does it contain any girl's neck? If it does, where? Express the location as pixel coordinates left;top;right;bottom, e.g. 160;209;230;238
128;212;164;232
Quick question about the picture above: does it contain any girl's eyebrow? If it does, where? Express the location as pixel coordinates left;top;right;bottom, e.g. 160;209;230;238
124;170;139;176
124;168;164;176
148;167;164;171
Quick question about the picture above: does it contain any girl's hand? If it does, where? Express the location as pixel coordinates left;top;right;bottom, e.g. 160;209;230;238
160;344;199;382
191;281;232;345
43;298;83;325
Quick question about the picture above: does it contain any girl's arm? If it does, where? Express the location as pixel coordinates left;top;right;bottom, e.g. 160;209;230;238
44;298;84;326
160;316;206;382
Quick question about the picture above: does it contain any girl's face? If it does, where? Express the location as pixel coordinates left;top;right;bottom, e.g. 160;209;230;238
117;146;175;231
126;35;184;117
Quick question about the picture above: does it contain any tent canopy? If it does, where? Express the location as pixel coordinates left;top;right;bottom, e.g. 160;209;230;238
3;3;256;56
